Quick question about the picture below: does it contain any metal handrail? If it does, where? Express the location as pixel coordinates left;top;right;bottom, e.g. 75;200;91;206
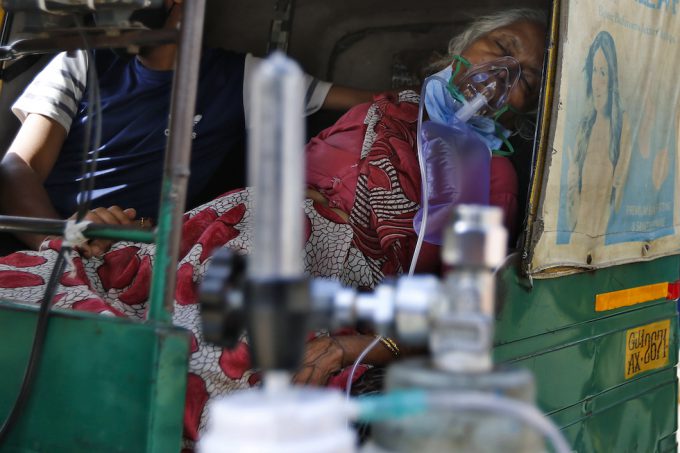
0;214;155;243
0;28;178;61
147;0;206;323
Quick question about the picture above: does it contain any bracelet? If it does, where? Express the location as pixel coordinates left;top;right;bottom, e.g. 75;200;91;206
376;335;400;358
39;235;58;252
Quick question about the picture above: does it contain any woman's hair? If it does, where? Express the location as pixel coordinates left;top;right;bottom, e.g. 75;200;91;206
583;30;621;120
574;30;623;190
429;8;548;73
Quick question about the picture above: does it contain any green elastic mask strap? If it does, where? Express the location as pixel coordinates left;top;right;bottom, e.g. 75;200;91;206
491;122;515;157
490;104;521;157
446;55;471;103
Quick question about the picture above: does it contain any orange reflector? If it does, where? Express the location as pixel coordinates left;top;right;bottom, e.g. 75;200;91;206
595;282;670;312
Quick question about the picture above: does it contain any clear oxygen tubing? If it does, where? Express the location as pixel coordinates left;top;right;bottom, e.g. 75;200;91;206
345;335;383;401
408;74;482;276
353;390;572;453
408;76;436;276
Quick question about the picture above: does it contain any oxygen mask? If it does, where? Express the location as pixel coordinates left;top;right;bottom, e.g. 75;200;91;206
413;55;520;253
454;56;521;122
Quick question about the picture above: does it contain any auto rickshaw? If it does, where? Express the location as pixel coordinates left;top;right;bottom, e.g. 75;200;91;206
0;0;677;451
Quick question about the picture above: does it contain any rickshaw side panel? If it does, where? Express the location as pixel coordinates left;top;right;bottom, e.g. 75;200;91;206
494;256;679;452
556;368;677;453
0;301;190;453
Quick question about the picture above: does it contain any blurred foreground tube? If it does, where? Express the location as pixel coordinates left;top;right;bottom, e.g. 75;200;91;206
247;51;306;280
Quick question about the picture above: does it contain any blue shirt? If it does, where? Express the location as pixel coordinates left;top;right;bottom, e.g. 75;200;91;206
44;48;246;218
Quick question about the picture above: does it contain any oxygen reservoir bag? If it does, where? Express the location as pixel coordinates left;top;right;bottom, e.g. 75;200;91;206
413;57;520;245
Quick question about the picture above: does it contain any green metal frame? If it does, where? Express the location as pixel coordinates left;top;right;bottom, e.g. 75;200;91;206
0;1;207;451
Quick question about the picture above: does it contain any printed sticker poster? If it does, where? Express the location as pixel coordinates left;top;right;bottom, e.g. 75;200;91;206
531;0;680;273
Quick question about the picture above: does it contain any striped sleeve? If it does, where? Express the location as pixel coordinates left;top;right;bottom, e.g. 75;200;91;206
243;53;332;127
12;50;88;133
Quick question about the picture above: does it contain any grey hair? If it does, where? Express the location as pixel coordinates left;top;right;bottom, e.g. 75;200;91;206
429;8;548;73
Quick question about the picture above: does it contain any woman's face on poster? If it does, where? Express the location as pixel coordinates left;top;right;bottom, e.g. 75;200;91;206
592;49;609;113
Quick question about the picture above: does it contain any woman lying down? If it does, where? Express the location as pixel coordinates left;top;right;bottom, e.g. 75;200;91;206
0;8;546;447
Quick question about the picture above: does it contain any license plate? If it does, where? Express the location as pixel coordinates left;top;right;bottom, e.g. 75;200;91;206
625;319;670;379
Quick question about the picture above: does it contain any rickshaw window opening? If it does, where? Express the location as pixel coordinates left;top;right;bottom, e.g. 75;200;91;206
520;0;560;276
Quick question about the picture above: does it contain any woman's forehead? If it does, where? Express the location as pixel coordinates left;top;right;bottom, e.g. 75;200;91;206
489;21;545;51
487;21;545;70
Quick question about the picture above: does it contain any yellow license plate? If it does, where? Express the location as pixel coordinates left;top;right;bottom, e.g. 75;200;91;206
625;319;670;379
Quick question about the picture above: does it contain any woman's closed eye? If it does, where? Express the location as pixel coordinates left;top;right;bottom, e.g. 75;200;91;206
495;40;532;92
495;40;511;57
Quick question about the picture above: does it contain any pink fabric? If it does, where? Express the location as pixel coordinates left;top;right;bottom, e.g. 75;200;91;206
307;92;519;271
490;155;519;241
306;103;372;213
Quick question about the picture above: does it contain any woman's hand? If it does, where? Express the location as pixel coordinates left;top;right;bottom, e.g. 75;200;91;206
292;334;400;386
292;336;346;386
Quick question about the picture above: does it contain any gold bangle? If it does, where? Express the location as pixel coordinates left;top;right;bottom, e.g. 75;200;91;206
376;335;400;358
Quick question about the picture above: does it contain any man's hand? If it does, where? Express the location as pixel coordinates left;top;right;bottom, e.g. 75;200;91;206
69;206;138;258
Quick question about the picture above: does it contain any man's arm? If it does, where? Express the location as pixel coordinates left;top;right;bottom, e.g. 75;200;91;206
0;114;140;254
321;85;375;111
0;114;67;249
244;53;377;119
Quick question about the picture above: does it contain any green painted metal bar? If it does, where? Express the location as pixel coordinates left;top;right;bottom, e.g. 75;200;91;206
147;0;207;323
1;29;178;61
0;215;155;243
146;324;191;453
81;226;155;243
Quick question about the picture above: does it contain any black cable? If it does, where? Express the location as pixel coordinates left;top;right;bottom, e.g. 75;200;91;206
74;15;103;221
0;249;67;443
0;14;102;446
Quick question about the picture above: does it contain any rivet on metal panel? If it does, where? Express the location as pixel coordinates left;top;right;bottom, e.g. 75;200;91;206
581;398;593;415
642;243;651;256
